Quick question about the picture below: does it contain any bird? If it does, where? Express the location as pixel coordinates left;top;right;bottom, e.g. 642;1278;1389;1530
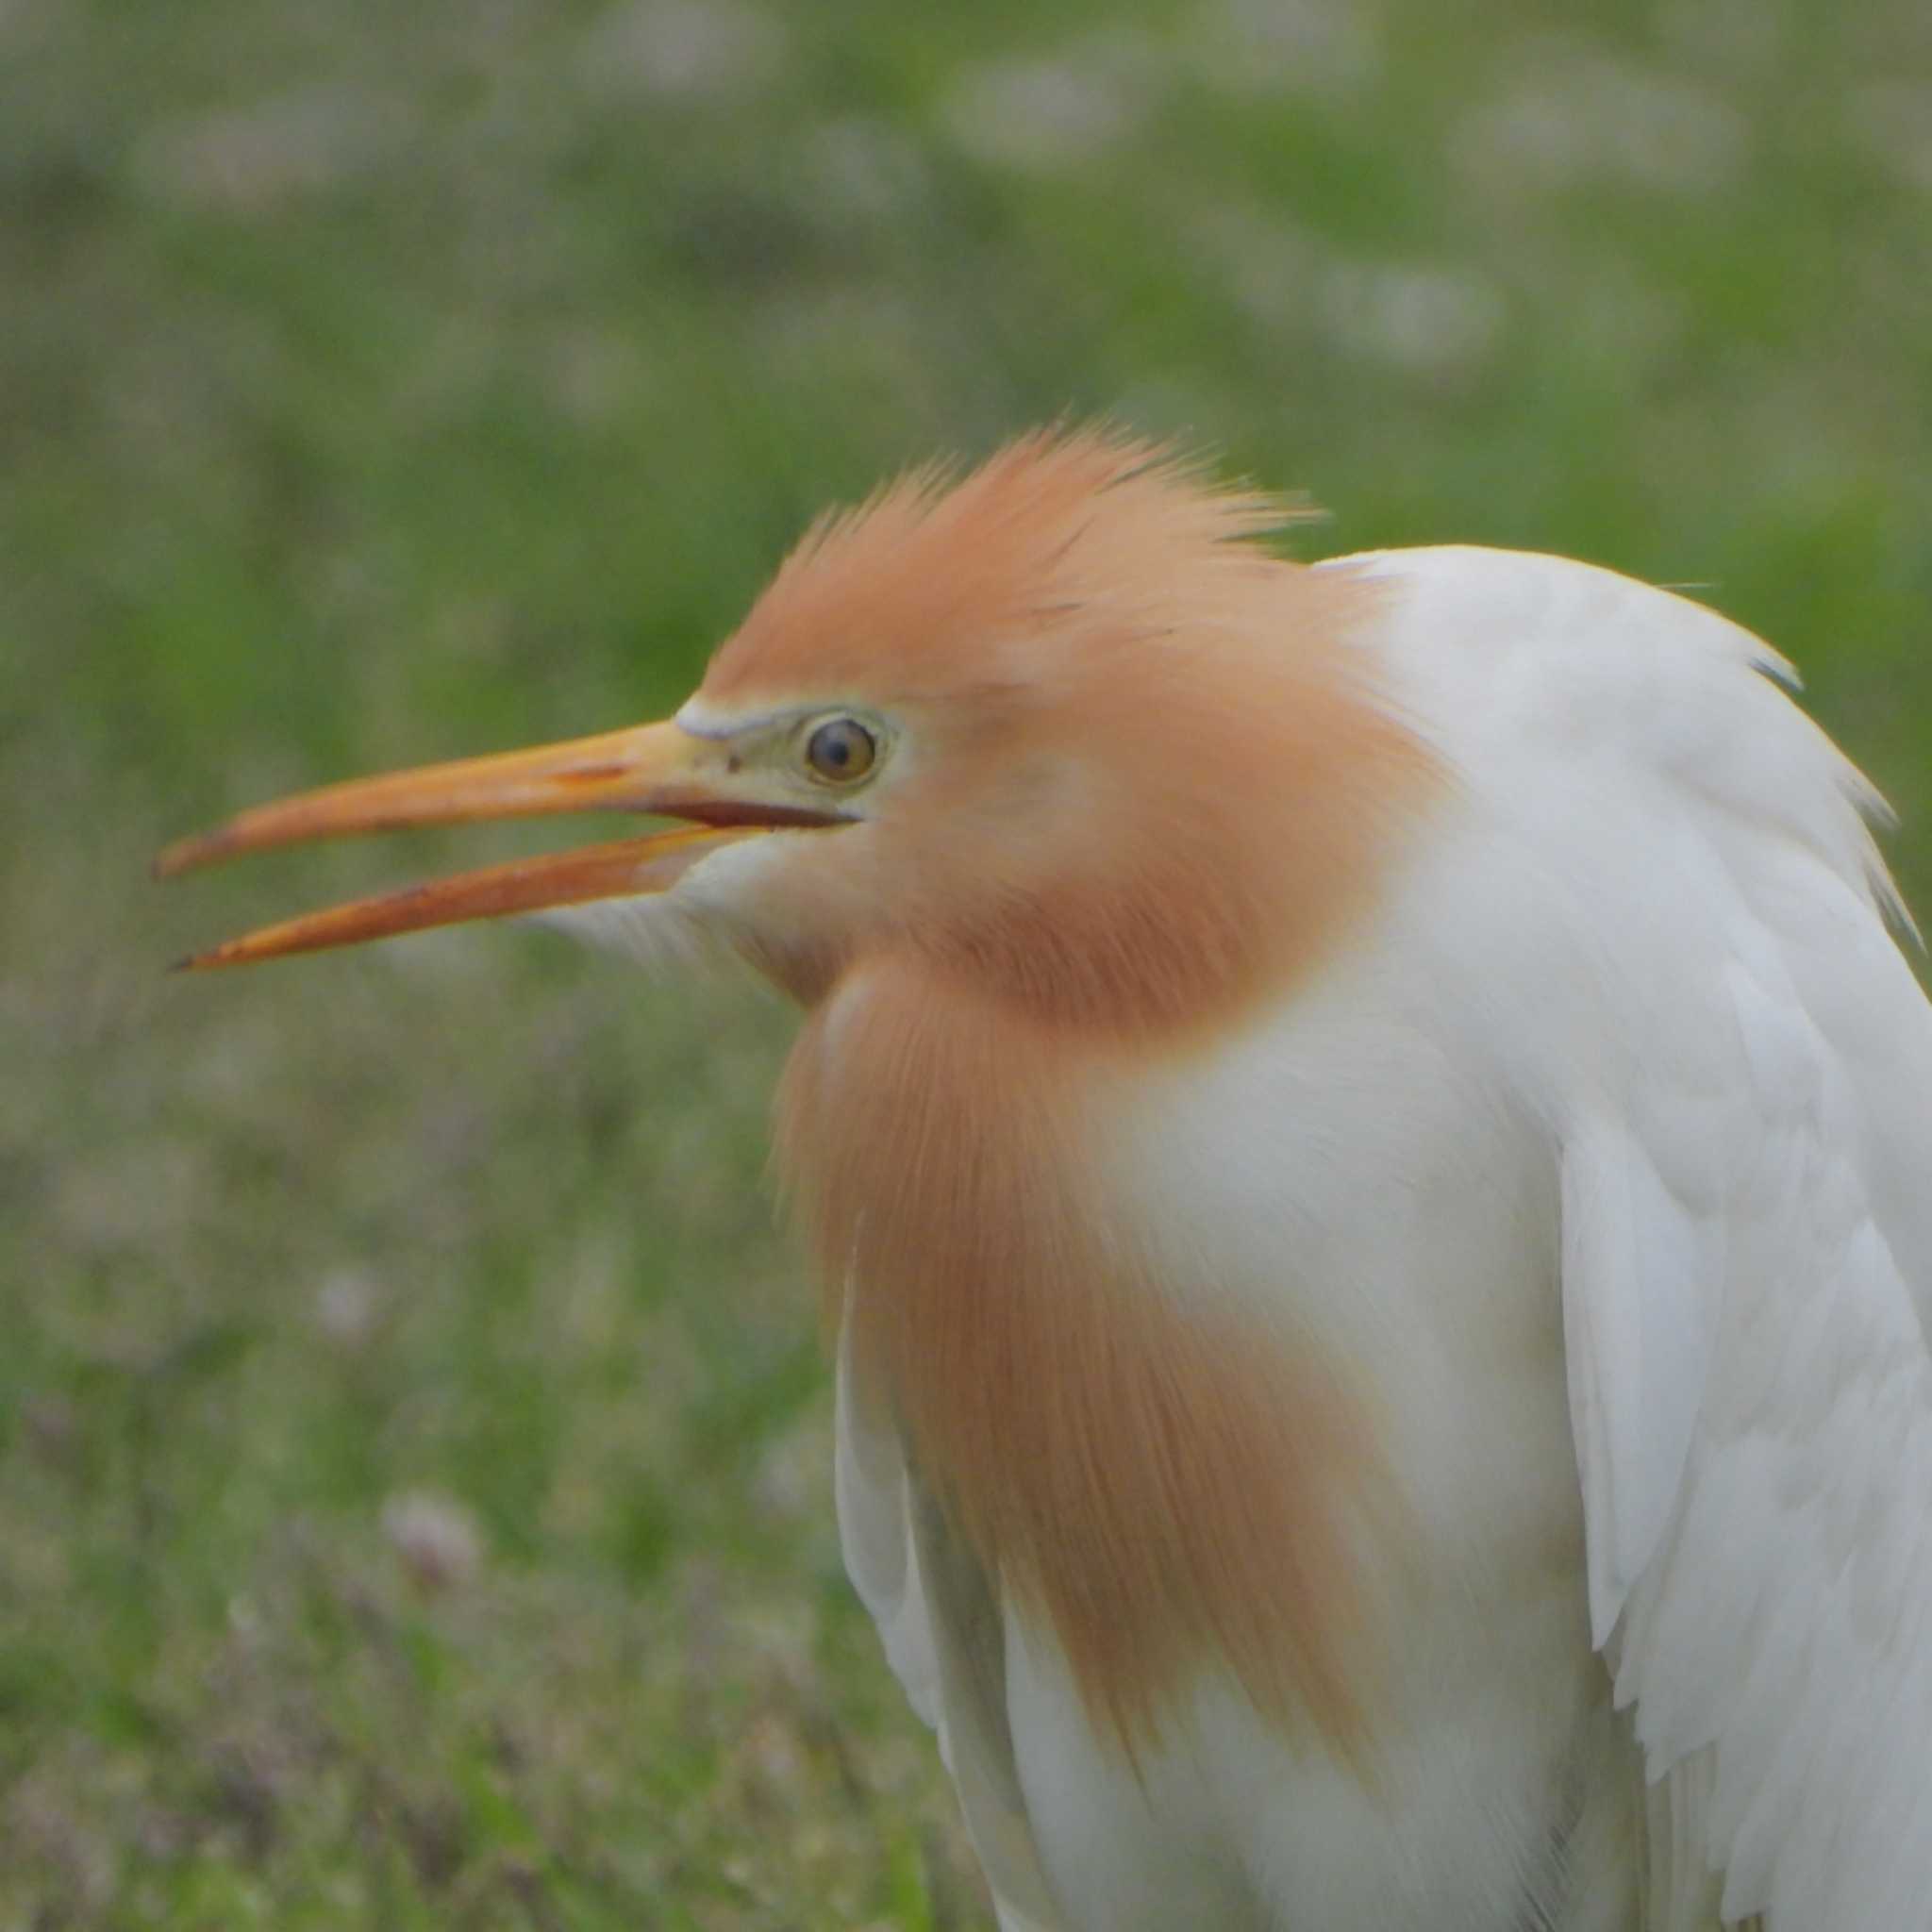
159;426;1932;1931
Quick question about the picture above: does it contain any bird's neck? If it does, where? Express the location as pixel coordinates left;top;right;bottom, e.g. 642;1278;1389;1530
777;959;1397;1757
904;634;1441;1043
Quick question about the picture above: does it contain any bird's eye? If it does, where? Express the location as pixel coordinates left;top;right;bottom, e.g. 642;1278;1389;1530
804;717;877;785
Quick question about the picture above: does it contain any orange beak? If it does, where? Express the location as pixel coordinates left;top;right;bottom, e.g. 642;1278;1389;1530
157;717;840;970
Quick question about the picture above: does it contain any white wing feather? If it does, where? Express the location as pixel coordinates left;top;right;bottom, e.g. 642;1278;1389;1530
1352;547;1932;1931
834;1315;1066;1931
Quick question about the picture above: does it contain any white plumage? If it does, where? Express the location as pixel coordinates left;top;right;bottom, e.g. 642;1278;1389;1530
836;547;1932;1930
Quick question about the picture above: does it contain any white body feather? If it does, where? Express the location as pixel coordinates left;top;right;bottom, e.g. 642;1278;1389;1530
830;548;1932;1930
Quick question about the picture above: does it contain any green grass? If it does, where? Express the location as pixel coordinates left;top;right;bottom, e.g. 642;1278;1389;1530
5;0;1929;1923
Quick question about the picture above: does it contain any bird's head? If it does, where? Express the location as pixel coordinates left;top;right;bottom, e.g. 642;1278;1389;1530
162;428;1432;1037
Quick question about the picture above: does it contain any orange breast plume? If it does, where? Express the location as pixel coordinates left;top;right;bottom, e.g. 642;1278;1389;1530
779;961;1409;1762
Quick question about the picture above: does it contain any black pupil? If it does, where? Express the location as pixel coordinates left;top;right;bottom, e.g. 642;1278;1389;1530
811;721;871;777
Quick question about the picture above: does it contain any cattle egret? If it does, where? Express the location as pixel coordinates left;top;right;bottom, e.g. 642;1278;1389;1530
161;428;1932;1930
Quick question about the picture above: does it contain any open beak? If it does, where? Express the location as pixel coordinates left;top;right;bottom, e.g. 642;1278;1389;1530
157;717;838;970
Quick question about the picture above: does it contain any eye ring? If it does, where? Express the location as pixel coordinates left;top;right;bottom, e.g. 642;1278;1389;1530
804;717;878;785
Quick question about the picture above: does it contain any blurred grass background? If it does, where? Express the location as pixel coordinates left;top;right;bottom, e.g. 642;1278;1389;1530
3;0;1928;1924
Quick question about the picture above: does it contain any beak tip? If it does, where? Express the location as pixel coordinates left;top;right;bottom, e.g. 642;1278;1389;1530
171;944;241;974
155;834;218;880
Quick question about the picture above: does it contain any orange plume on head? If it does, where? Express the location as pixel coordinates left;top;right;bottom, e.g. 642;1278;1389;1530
703;425;1308;711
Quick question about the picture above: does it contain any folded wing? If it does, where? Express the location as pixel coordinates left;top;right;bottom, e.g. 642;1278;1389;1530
1360;545;1932;1930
